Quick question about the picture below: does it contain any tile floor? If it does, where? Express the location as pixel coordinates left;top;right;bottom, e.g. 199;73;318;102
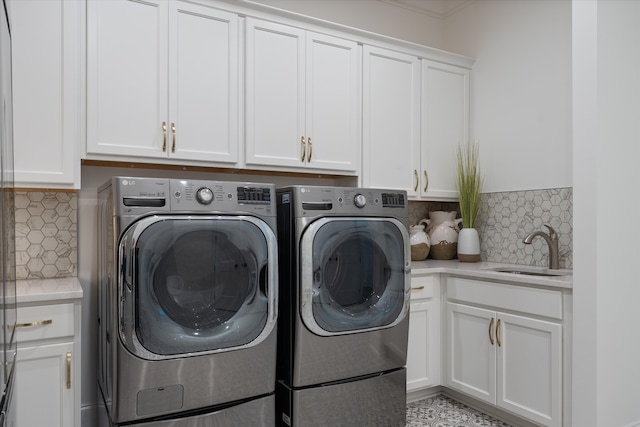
407;395;513;427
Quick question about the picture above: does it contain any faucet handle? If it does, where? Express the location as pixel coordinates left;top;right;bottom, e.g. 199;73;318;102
543;224;558;240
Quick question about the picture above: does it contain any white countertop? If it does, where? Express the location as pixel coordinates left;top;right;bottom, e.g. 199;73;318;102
411;260;573;289
16;277;83;304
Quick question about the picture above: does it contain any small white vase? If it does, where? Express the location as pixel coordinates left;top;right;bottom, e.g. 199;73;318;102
409;225;431;261
457;228;481;263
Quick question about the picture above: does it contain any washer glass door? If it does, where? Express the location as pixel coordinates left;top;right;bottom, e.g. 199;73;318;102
300;217;409;336
119;215;277;359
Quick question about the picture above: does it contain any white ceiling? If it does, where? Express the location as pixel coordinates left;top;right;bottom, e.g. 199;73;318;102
378;0;476;19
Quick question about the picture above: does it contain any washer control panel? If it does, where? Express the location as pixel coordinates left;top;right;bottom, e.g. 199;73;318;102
196;187;214;205
113;177;274;215
353;193;367;208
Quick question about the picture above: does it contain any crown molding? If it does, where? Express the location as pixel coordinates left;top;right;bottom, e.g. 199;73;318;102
378;0;476;20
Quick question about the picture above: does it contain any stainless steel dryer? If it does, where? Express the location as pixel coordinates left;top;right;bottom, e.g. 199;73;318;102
97;177;278;426
275;186;410;427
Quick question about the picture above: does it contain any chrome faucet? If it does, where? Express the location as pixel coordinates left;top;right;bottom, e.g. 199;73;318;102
523;224;559;269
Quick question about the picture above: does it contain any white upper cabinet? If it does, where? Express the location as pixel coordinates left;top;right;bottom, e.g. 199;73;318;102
11;0;83;189
86;0;238;164
169;3;238;162
245;18;360;174
362;50;470;200
87;0;167;158
421;60;469;200
362;46;420;193
77;0;472;180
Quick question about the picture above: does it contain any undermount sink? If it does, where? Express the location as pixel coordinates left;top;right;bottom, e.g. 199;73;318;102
482;266;573;277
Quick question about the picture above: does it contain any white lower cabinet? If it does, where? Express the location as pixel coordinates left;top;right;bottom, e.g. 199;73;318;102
444;277;563;427
15;300;82;427
16;342;75;427
406;274;440;394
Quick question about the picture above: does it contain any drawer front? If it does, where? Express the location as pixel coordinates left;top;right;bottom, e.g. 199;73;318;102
16;303;75;343
410;274;435;300
446;276;563;319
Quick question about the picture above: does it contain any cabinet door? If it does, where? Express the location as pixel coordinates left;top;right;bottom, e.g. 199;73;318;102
87;0;168;158
245;18;305;168
305;32;360;172
16;342;75;427
497;313;562;427
168;2;238;163
11;0;81;189
407;300;437;391
421;60;469;200
445;302;496;404
362;46;420;195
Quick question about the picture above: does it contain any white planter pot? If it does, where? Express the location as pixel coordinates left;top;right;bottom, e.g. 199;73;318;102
457;228;481;262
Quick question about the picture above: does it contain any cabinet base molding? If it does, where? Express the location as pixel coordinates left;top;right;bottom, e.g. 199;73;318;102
442;388;540;427
82;159;355;180
16;187;78;193
407;385;442;404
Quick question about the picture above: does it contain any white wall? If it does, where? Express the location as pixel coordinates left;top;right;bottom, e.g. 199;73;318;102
573;1;640;426
442;0;572;192
247;0;444;48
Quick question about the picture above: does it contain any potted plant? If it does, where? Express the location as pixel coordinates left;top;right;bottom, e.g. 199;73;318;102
456;141;483;262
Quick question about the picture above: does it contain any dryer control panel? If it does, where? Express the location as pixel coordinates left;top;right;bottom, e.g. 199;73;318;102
287;186;408;219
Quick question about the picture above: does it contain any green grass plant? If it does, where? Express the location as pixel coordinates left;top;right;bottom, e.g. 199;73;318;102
456;141;483;229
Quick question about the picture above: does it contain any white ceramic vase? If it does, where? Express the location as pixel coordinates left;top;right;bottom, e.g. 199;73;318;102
409;225;430;261
419;211;462;244
457;228;481;262
419;211;461;260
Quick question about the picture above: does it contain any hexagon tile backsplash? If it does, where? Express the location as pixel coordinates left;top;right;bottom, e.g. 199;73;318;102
15;187;571;278
477;187;573;269
409;187;573;269
15;191;77;279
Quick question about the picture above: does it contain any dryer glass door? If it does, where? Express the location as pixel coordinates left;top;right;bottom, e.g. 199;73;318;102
119;215;277;359
300;217;409;336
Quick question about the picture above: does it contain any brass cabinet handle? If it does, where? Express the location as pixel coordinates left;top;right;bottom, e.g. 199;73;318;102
307;137;312;162
488;317;494;345
15;319;53;328
162;122;167;152
424;170;429;192
300;136;306;162
413;170;419;192
496;318;502;347
171;123;176;153
410;286;424;291
66;352;71;389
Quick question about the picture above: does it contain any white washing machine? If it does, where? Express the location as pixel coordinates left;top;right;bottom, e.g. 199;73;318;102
97;177;278;426
275;186;410;427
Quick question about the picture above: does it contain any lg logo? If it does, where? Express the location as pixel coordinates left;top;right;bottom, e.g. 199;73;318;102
122;179;135;186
